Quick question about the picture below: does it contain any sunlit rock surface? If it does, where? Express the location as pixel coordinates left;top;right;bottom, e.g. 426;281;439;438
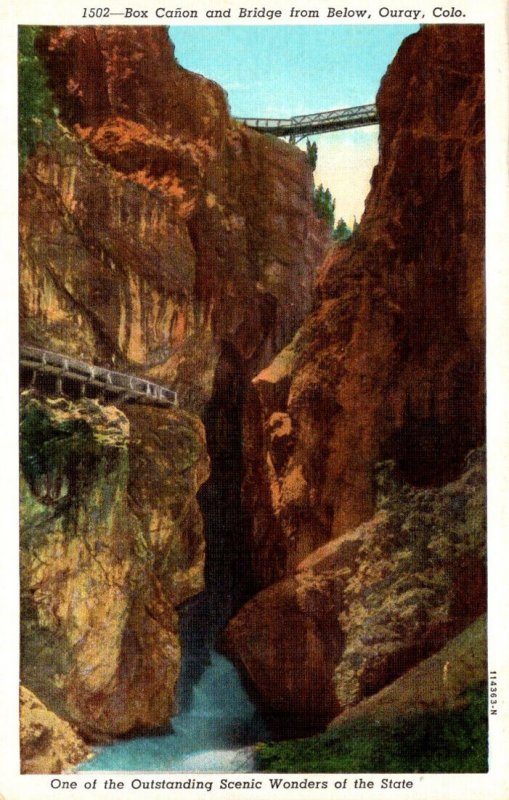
242;24;485;583
19;25;328;761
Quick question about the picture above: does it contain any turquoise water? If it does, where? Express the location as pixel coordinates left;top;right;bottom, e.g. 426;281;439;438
79;651;266;772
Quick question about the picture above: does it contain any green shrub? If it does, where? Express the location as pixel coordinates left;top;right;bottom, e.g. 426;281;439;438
332;217;352;242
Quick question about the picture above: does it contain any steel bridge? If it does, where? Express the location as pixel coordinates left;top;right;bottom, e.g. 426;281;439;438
235;103;379;142
20;345;178;407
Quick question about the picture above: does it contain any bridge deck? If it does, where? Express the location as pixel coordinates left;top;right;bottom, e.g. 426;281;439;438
235;103;379;138
20;346;178;407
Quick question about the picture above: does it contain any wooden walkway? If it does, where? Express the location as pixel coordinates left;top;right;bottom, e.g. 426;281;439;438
20;345;178;407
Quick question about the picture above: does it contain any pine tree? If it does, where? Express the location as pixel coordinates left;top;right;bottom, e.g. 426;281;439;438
306;140;318;171
313;184;335;229
332;217;352;242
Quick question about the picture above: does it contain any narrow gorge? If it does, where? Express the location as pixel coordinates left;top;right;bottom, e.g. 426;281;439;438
19;24;486;774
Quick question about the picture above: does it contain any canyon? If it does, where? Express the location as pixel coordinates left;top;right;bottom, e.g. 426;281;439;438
19;24;486;773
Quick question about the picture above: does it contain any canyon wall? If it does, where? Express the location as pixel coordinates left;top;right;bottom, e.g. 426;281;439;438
227;25;486;714
20;22;486;758
19;26;327;757
20;687;91;774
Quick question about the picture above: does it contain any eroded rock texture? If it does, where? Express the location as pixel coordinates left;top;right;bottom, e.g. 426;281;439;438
228;25;486;713
241;24;485;583
329;613;487;727
226;448;486;715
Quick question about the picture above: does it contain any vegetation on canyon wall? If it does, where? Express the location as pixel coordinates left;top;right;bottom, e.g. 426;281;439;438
257;683;487;773
18;24;326;768
224;448;486;721
258;614;488;773
20;392;208;742
18;26;56;170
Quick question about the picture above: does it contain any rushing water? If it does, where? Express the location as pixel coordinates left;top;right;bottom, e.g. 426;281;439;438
81;345;269;772
80;648;267;772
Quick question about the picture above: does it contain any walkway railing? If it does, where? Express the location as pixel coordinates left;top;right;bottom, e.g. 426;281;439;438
20;345;178;407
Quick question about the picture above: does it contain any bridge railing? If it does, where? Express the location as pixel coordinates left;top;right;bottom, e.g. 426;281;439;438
20;345;178;407
235;117;292;128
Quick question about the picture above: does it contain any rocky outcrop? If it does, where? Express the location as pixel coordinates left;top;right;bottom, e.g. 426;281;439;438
21;26;327;413
256;615;487;773
20;392;208;740
20;22;486;750
20;686;91;774
329;613;486;727
226;448;486;714
241;25;485;586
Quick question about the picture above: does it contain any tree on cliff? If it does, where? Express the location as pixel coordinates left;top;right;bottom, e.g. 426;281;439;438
306;140;318;171
313;184;335;229
18;26;56;170
332;217;351;242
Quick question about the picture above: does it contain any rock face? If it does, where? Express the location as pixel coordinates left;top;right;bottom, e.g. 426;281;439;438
20;22;486;752
20;392;208;740
20;686;91;774
21;26;327;413
228;25;486;714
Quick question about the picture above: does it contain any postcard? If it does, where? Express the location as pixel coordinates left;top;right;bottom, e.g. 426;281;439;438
1;0;508;798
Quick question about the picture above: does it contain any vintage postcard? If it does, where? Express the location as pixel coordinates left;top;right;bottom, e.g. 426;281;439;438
0;0;508;798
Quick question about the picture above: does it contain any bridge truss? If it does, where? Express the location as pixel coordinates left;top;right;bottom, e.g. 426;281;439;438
235;103;379;142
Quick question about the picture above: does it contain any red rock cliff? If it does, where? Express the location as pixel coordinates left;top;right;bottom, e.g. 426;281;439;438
226;25;486;715
21;26;327;411
242;24;485;585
